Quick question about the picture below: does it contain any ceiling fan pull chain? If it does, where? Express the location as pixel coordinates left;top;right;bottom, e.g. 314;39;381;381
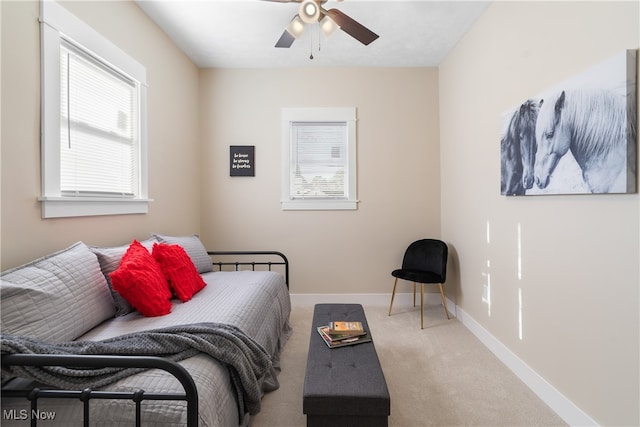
309;29;314;60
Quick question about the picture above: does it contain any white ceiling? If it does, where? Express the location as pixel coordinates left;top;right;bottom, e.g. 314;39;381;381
135;0;491;68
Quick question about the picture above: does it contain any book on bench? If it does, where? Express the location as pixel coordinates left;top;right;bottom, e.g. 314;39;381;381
317;326;372;348
328;321;364;335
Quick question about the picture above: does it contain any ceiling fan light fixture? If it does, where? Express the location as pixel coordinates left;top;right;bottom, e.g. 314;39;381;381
286;15;305;38
299;0;319;24
320;15;340;38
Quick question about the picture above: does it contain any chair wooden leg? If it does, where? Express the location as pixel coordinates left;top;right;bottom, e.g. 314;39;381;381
388;278;399;316
439;283;450;319
413;283;417;307
420;284;425;329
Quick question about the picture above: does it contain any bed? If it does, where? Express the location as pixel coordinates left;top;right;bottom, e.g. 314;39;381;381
0;236;291;427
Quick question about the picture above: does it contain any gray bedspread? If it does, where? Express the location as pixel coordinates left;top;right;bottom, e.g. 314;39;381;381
1;322;272;418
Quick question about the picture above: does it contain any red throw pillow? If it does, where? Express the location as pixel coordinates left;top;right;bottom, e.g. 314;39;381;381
109;240;172;317
152;243;207;302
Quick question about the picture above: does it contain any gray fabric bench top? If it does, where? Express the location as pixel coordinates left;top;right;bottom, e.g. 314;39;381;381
303;303;390;427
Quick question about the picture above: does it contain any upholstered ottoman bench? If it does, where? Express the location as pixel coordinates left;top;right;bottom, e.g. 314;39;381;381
303;303;390;427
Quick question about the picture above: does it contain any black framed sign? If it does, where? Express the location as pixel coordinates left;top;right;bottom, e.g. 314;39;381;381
230;145;255;177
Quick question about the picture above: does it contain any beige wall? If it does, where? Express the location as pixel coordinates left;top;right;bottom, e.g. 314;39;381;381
0;1;201;269
3;0;638;424
439;2;639;425
199;68;441;294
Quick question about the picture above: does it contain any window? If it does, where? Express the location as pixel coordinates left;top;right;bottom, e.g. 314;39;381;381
39;1;150;218
281;108;357;210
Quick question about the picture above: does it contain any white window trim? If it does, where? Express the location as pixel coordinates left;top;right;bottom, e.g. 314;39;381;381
281;107;358;210
39;0;151;218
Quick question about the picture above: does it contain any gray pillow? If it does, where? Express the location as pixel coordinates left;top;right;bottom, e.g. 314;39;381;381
152;234;213;273
0;242;116;343
90;238;158;316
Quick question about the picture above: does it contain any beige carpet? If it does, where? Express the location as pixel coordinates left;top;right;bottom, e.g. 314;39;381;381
250;304;567;427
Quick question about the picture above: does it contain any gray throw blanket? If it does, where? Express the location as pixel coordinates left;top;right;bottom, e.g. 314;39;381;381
1;323;272;420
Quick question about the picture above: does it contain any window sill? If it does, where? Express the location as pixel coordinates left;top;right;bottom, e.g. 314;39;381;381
281;199;358;211
38;197;153;218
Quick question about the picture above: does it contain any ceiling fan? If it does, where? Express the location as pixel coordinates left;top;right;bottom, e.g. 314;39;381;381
264;0;379;48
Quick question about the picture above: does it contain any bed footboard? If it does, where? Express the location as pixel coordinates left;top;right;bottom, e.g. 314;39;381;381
1;354;198;427
208;251;289;289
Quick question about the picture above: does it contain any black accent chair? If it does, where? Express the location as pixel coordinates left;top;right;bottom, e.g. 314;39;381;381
388;239;450;329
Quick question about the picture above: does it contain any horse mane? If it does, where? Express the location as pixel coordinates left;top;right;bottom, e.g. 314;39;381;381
518;99;540;130
502;109;523;166
561;89;626;162
502;99;540;149
505;99;539;138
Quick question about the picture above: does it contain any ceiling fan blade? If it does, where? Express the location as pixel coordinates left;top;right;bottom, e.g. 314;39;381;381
326;8;379;46
275;29;296;48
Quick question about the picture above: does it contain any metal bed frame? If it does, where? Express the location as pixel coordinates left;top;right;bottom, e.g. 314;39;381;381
208;251;289;289
1;251;290;427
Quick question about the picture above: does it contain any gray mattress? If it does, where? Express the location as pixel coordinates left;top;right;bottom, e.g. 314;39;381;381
1;270;292;427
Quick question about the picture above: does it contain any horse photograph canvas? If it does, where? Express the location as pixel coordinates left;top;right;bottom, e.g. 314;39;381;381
500;49;637;196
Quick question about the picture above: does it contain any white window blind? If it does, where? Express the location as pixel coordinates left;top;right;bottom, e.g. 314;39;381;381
39;0;150;218
291;122;347;199
281;107;357;210
60;42;138;197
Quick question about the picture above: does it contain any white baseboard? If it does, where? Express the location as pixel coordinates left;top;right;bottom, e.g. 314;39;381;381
290;292;456;309
290;293;596;427
455;306;598;426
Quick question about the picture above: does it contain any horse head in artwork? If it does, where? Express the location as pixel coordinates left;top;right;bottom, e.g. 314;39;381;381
501;99;542;195
518;99;542;190
535;89;628;192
